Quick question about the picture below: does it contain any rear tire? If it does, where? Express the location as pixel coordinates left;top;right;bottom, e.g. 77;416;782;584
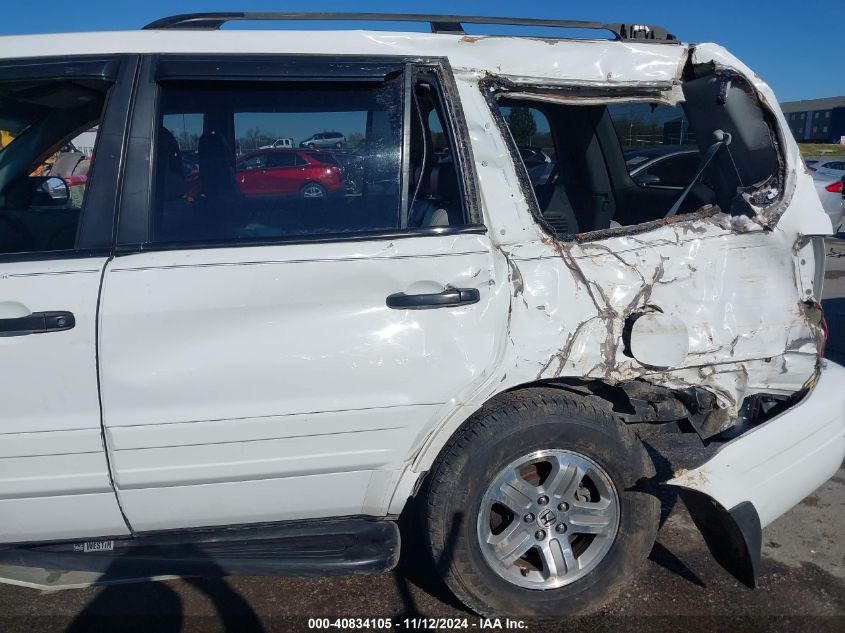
424;388;659;617
300;182;327;199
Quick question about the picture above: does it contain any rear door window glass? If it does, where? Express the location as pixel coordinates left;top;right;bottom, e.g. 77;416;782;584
153;77;403;245
266;152;297;168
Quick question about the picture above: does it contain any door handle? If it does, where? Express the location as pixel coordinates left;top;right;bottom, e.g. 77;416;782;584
0;311;75;335
386;288;479;310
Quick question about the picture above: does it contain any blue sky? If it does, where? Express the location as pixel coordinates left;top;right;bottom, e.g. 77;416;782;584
2;0;841;102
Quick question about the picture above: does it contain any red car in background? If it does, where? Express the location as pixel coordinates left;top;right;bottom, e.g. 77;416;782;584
235;149;342;199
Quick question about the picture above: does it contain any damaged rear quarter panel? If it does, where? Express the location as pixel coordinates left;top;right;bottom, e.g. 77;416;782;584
407;45;829;483
451;54;828;430
502;220;820;415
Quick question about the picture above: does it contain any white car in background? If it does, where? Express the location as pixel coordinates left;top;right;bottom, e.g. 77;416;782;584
259;137;294;149
813;174;844;232
809;159;845;180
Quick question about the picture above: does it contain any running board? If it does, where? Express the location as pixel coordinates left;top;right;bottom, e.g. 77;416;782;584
0;517;399;590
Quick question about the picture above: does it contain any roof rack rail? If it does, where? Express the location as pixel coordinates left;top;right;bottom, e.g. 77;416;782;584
142;13;676;42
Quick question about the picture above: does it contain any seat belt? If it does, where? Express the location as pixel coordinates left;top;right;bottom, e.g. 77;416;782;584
666;130;732;218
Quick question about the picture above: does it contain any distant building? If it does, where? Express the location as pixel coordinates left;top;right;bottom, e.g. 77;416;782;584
780;96;845;143
662;116;694;145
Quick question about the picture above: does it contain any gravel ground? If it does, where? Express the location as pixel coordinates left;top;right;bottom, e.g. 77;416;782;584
1;239;843;633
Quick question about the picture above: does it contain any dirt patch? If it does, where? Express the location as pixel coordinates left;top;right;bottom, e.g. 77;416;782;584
802;493;822;507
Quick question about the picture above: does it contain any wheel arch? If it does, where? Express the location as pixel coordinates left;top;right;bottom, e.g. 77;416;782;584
388;377;689;514
413;380;661;616
299;180;327;196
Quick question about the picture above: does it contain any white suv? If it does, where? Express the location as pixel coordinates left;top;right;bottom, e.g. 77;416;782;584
0;12;841;618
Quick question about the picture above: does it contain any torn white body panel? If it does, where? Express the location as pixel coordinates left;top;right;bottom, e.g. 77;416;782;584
406;61;831;473
669;361;845;527
396;50;837;522
691;44;833;234
504;221;819;398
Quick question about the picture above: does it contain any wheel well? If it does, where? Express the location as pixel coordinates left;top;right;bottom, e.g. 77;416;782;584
412;379;701;489
404;377;743;508
499;378;693;425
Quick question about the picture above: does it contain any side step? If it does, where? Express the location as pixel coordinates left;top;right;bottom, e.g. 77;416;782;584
0;517;400;590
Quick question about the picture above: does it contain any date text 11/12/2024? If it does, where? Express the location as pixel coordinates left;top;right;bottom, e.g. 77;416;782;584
307;618;529;629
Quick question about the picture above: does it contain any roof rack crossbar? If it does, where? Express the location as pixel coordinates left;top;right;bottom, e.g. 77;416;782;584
142;13;676;42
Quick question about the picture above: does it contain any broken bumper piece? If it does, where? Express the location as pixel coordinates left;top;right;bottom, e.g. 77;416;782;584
668;360;845;586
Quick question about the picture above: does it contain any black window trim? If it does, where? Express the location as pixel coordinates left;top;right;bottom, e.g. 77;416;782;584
411;63;479;229
115;225;488;255
399;63;413;229
0;56;121;82
0;54;137;264
114;53;485;255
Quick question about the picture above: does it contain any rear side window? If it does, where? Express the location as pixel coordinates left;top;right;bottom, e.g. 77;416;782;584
152;77;403;244
499;105;566;231
500;106;556;168
499;97;718;235
608;103;699;187
0;78;110;255
265;152;297;168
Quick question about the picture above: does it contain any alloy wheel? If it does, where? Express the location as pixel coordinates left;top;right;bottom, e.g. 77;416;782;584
476;449;620;589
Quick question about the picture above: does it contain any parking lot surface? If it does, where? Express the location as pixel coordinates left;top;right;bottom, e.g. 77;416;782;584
1;238;843;633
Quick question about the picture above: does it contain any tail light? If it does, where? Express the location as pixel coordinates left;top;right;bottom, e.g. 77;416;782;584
825;181;842;193
327;166;342;185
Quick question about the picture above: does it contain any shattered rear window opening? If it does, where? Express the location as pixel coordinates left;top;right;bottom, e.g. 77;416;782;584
493;68;784;241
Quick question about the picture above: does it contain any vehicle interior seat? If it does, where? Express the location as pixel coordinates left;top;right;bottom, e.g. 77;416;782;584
157;127;186;201
194;125;254;238
198;129;240;201
48;150;84;178
154;127;191;240
533;163;580;235
409;163;463;227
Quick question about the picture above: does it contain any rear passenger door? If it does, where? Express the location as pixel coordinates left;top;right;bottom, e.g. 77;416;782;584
0;56;136;543
98;56;499;533
235;152;269;195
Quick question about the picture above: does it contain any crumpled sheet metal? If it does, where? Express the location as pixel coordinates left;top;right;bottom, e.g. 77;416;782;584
691;44;832;233
379;40;828;487
452;44;829;425
401;61;830;486
497;215;820;415
1;29;688;89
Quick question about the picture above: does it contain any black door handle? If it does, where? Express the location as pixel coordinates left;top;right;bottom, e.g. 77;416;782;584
0;311;75;335
386;288;480;310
